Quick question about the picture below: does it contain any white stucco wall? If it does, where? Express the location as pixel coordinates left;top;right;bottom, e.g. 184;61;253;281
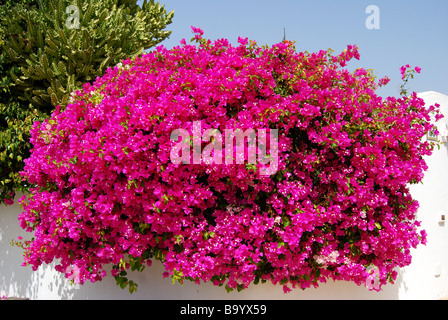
1;91;448;300
402;91;448;300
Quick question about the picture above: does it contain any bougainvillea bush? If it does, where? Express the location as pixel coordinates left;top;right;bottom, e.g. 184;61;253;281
16;27;442;294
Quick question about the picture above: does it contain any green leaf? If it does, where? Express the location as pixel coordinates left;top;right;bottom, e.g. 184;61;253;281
119;278;128;289
277;241;285;248
225;284;234;293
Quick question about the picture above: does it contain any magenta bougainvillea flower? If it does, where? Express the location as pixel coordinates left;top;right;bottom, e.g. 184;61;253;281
16;27;441;294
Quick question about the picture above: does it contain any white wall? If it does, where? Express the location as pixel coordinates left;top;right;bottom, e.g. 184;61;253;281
1;91;448;300
403;91;448;300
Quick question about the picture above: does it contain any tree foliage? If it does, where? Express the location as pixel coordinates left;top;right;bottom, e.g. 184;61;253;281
0;0;174;204
0;0;42;204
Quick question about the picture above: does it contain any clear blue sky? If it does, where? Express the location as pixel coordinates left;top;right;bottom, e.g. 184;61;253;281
140;0;448;99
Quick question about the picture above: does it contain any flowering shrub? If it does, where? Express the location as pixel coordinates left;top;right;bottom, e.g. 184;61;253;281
17;27;441;294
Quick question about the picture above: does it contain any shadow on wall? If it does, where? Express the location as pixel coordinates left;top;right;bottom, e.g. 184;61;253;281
0;196;78;299
0;194;401;300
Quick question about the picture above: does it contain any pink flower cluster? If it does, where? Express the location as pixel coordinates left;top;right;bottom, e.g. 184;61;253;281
3;192;15;205
17;27;441;293
400;64;422;80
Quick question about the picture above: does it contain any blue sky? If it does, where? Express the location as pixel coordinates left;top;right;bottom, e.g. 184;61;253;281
141;0;448;99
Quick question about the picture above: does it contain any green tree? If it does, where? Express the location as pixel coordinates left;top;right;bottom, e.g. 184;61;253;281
0;0;41;205
0;0;174;205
